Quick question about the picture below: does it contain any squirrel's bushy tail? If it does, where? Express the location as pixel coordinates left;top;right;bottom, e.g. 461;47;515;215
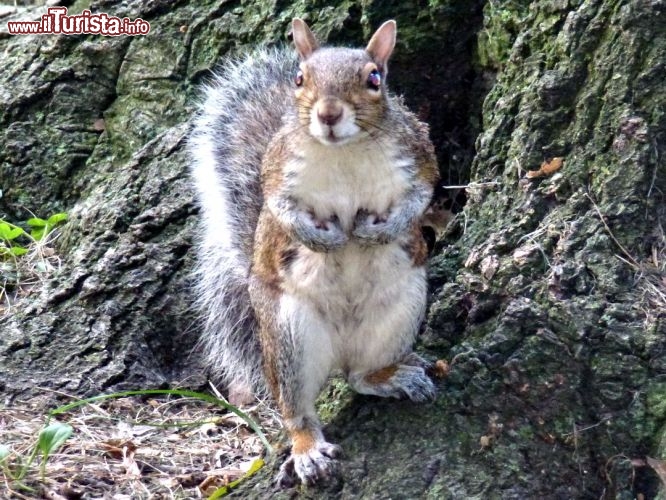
188;48;297;396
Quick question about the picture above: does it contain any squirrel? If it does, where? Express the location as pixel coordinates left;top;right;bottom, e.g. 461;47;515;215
188;18;440;487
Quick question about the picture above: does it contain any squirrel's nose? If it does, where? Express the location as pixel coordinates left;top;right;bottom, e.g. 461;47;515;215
316;99;343;126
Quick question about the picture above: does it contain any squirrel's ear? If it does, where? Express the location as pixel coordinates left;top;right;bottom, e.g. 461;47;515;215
366;20;397;72
292;18;319;60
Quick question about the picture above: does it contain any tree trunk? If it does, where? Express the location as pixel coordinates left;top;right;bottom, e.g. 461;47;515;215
1;0;663;498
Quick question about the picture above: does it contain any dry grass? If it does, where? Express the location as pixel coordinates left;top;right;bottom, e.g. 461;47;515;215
637;234;666;328
0;229;63;318
0;394;282;499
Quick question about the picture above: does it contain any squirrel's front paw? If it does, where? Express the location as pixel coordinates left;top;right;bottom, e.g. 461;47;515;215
352;209;397;244
293;212;348;252
276;441;342;488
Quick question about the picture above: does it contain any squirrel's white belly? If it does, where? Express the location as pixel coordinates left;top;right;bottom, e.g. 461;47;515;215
284;237;426;375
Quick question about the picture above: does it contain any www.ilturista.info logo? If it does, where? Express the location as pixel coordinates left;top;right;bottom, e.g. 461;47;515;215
7;7;150;36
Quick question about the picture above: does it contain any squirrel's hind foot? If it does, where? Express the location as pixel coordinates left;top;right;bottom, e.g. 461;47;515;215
276;440;342;488
350;362;436;403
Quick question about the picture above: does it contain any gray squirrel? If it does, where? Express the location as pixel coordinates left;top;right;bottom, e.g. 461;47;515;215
188;18;439;486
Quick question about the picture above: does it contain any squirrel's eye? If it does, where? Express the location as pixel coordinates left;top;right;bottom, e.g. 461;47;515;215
295;70;304;87
367;69;381;90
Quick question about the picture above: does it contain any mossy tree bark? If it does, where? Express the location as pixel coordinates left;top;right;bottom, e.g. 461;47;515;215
417;1;666;497
0;0;663;498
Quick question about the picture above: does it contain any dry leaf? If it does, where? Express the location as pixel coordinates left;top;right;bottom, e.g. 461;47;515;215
433;359;450;378
423;199;454;237
526;157;564;179
122;444;141;478
540;433;556;444
199;422;220;437
220;413;254;427
198;474;228;496
170;471;207;488
101;439;137;460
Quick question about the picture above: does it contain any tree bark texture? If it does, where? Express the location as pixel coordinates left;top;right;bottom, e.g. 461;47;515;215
0;0;664;498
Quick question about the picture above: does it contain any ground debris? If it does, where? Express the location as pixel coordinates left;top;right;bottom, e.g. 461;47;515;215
0;396;281;498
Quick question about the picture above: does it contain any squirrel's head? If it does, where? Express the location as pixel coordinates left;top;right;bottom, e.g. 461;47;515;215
291;18;396;147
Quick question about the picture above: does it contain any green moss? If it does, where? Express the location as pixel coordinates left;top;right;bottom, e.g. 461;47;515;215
475;0;530;70
315;378;355;424
646;382;666;419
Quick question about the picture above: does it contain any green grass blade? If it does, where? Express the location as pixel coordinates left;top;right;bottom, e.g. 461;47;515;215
207;458;265;499
48;389;272;454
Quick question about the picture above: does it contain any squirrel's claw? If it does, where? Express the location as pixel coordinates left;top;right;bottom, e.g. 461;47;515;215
277;441;342;488
293;210;348;252
352;209;396;245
